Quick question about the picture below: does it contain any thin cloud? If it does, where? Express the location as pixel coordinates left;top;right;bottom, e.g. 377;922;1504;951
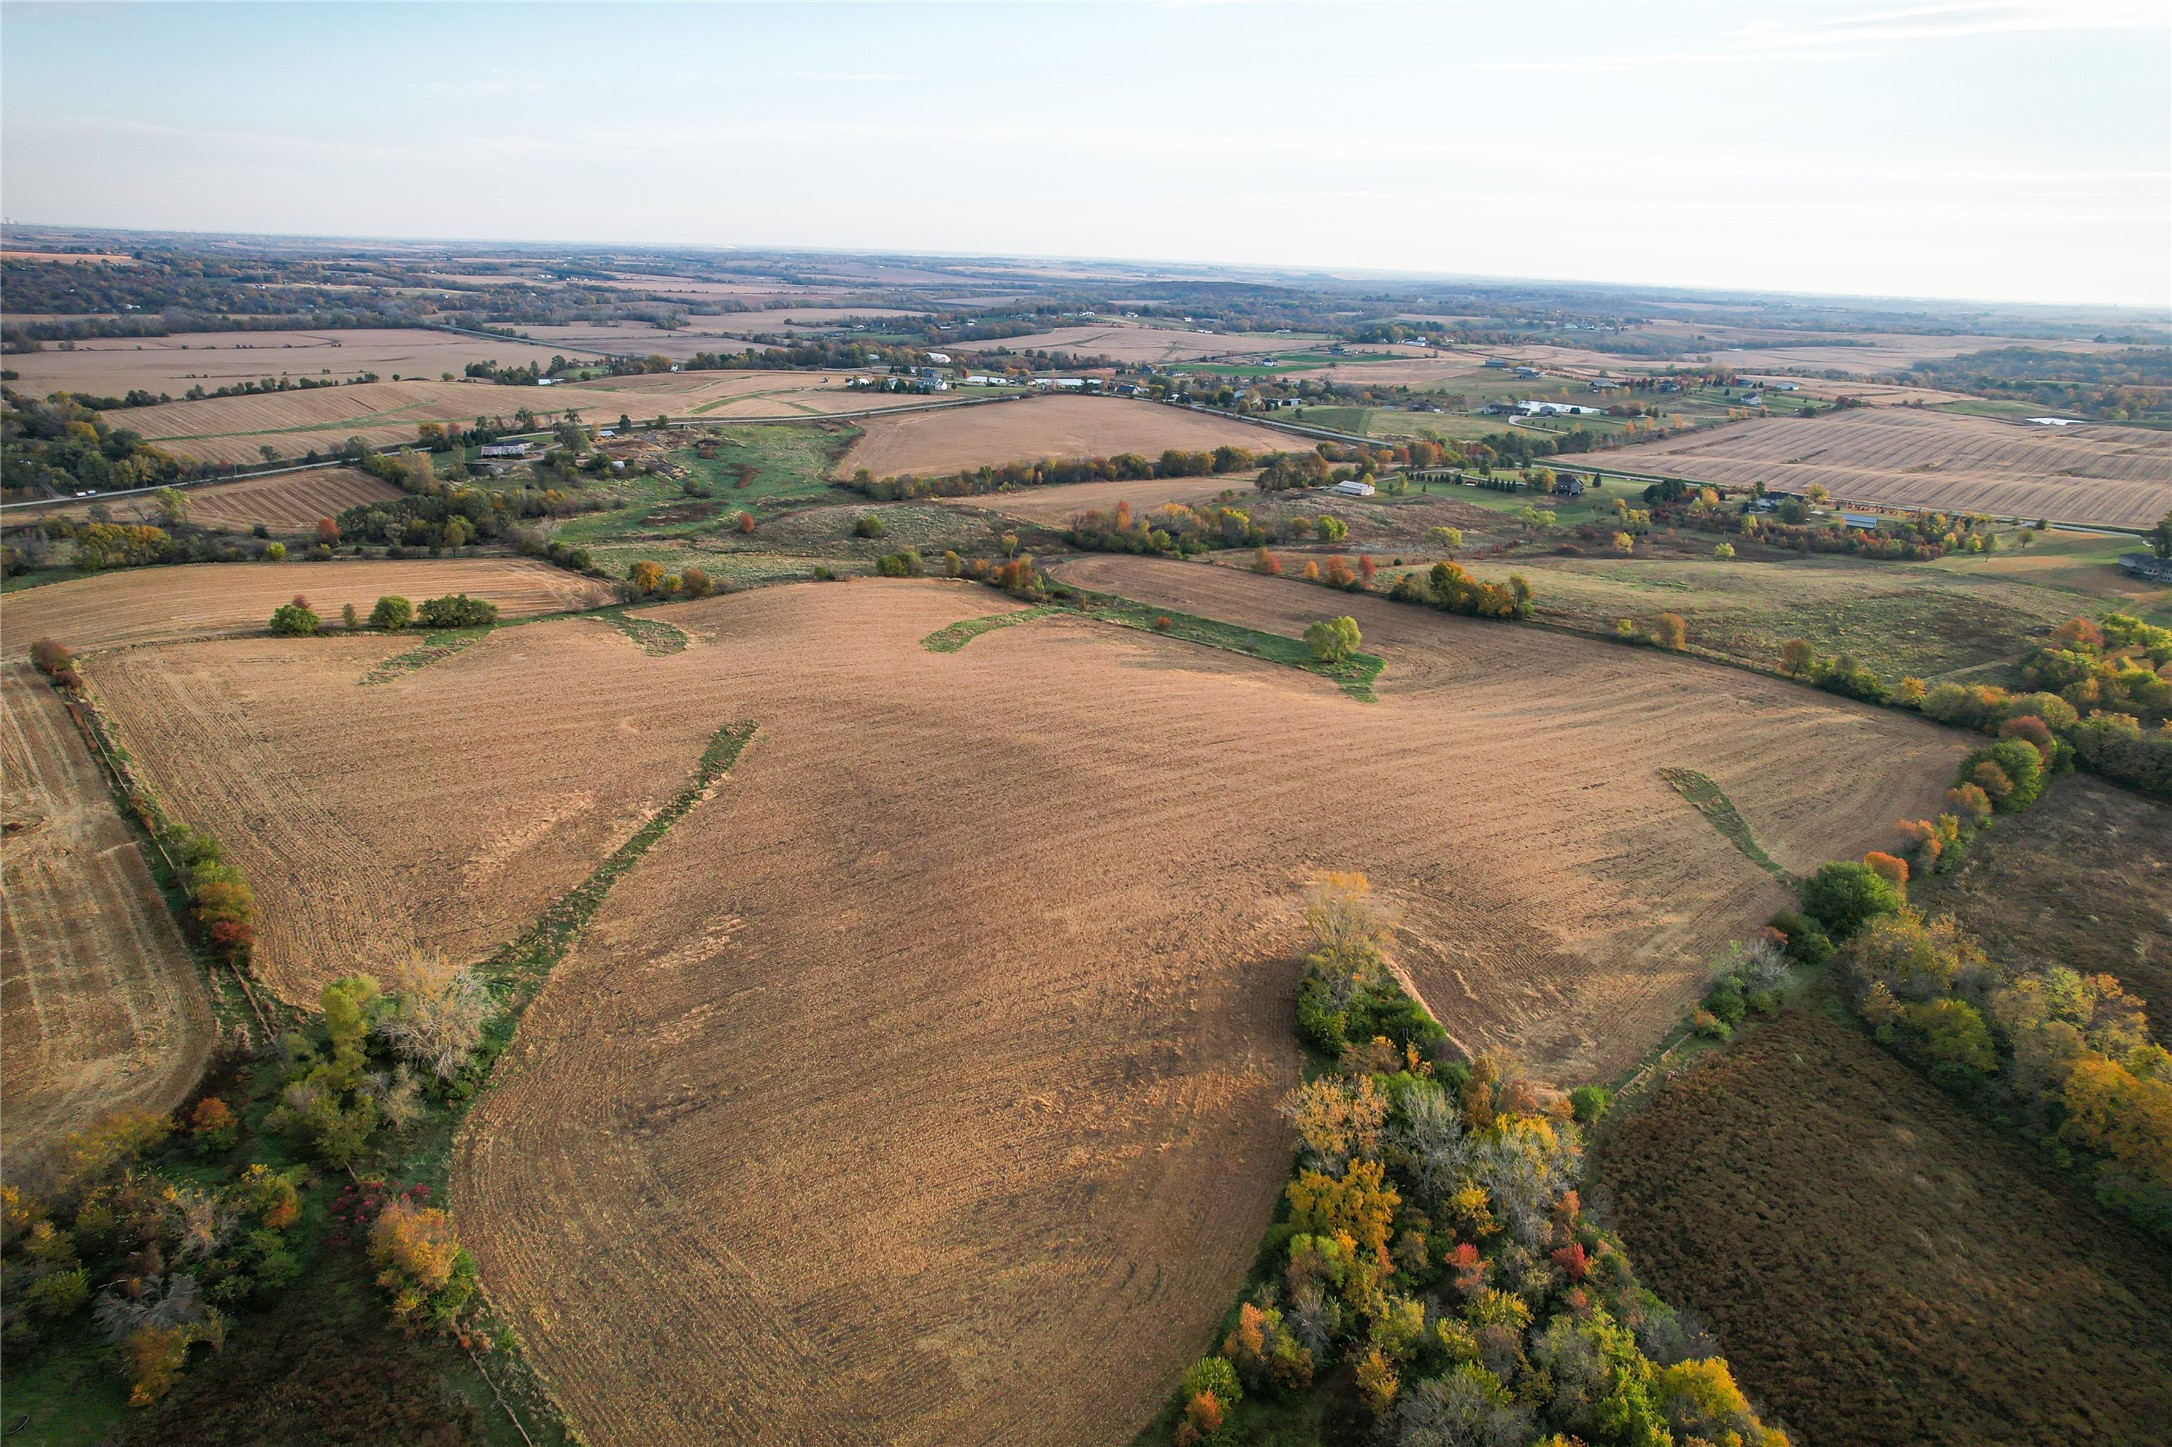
775;69;926;83
1735;1;2166;53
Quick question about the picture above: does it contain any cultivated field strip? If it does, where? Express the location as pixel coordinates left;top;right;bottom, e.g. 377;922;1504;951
90;577;1962;1446
1598;408;2172;528
1050;555;1964;1064
89;625;699;1004
836;395;1294;478
0;665;211;1184
0;558;613;657
103;371;938;465
10;466;405;534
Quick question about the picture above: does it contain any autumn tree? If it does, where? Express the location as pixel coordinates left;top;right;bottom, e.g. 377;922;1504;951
1861;850;1909;892
1305;615;1361;664
368;1196;479;1335
1651;612;1687;651
268;597;318;636
376;952;493;1082
1799;860;1902;938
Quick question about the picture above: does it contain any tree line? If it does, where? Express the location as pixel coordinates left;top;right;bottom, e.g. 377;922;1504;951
1154;874;1789;1447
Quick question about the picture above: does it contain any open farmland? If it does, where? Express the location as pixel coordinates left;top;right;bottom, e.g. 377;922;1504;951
1;665;211;1184
1499;553;2093;681
1594;408;2172;527
836;395;1294;477
104;371;945;465
5;465;403;534
90;625;699;1004
970;322;1319;363
1;558;611;656
77;572;1964;1446
0;327;577;398
1598;995;2172;1447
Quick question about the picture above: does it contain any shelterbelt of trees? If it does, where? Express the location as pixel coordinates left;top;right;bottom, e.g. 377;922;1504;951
1149;875;1789;1447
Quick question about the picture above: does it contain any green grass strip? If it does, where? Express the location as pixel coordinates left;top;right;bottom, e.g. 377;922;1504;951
591;605;690;656
921;606;1059;653
1659;767;1793;883
1071;588;1386;701
478;720;756;1006
358;626;492;685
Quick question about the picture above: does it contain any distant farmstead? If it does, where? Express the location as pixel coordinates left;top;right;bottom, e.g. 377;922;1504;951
480;441;532;458
1332;478;1376;498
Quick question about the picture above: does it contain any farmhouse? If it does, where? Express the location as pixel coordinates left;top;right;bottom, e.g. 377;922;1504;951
1332;478;1377;497
1515;366;1543;379
1553;476;1585;498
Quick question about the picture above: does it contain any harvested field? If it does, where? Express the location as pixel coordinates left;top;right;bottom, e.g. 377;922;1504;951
104;371;935;465
1595;408;2172;528
1914;774;2172;1042
6;466;403;534
1;665;211;1185
1598;994;2172;1447
971;323;1314;364
836;395;1294;478
0;327;572;398
1;558;612;657
1702;332;2122;376
94;574;1960;1446
88;623;703;1004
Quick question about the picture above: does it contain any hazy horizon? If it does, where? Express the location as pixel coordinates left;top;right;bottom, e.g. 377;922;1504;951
4;0;2169;311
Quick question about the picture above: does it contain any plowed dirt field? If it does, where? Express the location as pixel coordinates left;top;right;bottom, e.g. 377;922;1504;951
86;574;1963;1447
7;467;403;534
2;558;612;656
837;395;1294;478
1;666;211;1185
1595;408;2172;527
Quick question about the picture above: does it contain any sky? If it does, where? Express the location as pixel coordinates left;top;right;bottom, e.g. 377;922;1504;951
3;1;2167;309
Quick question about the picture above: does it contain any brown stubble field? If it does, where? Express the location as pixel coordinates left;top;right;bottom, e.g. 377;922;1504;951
1;558;613;656
98;371;937;465
0;328;574;398
1;665;211;1184
836;395;1296;477
963;322;1317;363
4;466;404;534
1594;408;2172;527
80;569;1962;1446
